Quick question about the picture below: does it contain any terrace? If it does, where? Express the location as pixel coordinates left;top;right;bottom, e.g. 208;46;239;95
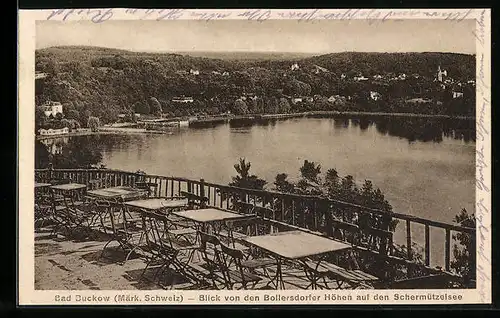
34;168;475;291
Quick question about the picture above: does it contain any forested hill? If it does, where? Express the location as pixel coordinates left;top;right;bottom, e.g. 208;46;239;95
35;46;476;126
302;52;475;79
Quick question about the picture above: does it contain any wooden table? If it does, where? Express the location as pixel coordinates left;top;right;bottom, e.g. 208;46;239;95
50;183;87;192
35;182;51;189
87;186;148;201
243;230;351;289
172;208;256;244
173;208;252;227
50;183;87;202
125;198;189;211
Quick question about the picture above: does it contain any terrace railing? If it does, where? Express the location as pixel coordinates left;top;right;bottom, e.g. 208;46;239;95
34;167;475;281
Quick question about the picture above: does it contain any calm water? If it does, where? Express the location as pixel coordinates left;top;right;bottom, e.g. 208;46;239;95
65;117;477;266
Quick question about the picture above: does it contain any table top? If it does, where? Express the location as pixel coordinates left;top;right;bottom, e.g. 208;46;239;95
125;198;188;211
172;208;251;223
35;182;51;188
87;186;147;199
50;183;87;191
243;230;351;260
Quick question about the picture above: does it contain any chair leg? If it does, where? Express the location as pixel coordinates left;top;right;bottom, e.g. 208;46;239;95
99;239;114;259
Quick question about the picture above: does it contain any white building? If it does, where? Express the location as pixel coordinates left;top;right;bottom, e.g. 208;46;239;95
291;63;300;71
354;76;369;81
38;127;69;136
436;65;448;82
172;96;194;103
42;102;63;117
370;91;382;101
190;69;200;75
452;91;464;99
35;72;48;80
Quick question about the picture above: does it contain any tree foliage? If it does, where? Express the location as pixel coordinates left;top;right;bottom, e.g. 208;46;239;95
34;47;476;126
229;158;267;190
451;208;476;286
148;97;162;115
87;116;100;132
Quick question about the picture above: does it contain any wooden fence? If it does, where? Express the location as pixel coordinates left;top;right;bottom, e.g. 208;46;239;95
34;168;475;279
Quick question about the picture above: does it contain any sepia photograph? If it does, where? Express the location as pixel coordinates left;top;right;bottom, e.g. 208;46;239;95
20;9;490;304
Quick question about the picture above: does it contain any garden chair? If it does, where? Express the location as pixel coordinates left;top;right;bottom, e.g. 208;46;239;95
186;231;226;289
140;211;199;288
218;243;265;290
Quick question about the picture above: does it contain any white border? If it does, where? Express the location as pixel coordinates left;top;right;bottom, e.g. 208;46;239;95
18;8;491;305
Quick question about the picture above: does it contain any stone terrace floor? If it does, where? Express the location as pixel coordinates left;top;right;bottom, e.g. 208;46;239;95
35;226;348;291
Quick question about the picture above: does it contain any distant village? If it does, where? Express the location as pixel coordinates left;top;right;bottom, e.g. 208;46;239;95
35;60;475;137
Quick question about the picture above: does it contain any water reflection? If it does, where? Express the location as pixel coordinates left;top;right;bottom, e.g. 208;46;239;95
36;116;475;170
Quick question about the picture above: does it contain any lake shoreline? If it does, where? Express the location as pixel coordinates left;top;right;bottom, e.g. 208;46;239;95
36;111;475;141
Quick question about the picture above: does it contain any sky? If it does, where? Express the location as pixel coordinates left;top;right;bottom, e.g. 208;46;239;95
36;19;476;54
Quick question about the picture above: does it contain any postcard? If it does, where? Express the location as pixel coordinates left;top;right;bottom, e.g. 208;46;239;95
18;8;491;305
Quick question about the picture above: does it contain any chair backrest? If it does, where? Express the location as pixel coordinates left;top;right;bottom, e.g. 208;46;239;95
198;231;222;265
136;182;159;197
331;219;360;243
180;191;209;209
390;274;452;289
219;243;247;288
220;243;245;261
141;210;174;250
88;178;107;190
254;206;274;218
226;216;259;237
199;231;220;248
50;179;70;185
362;226;394;255
233;201;255;214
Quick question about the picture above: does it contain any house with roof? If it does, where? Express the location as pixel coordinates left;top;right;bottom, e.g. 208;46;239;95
312;64;329;74
172;96;194;103
436;65;448;82
35;71;48;80
291;63;300;71
354;75;369;81
369;91;382;101
42;101;63;117
190;69;200;75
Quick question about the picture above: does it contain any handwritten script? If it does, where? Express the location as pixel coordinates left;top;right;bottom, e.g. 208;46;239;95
45;8;475;23
472;9;490;304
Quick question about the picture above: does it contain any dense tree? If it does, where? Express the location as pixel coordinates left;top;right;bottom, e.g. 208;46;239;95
66;109;80;121
232;99;248;115
229;158;267;190
148;97;162;115
134;101;150;115
87;116;100;132
35;140;51;169
273;173;295;193
50;137;103;168
451;208;476;287
60;118;72;131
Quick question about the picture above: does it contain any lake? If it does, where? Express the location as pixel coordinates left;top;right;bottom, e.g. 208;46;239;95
55;116;476;267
